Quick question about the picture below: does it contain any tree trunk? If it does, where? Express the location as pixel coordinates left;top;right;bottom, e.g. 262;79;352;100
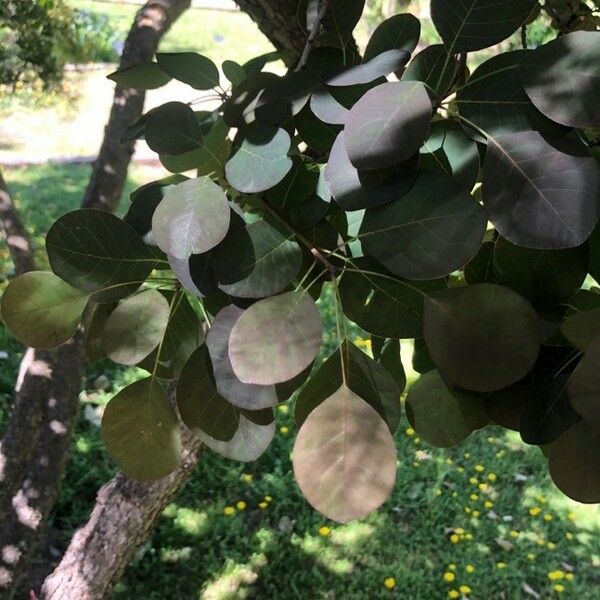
0;0;191;594
40;2;360;597
40;432;202;600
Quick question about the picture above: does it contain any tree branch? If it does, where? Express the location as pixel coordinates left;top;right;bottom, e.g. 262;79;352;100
294;0;329;72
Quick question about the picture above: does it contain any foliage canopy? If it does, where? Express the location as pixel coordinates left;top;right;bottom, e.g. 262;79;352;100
3;0;600;523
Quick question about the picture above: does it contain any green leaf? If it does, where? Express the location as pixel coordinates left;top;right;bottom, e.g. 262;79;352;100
568;336;600;430
83;302;117;361
590;223;600;283
151;176;231;259
339;258;445;338
145;102;200;155
325;132;419;211
295;103;341;153
138;292;204;378
364;13;421;60
229;291;322;385
102;289;170;366
520;31;600;128
423;284;540;392
402;44;458;99
176;346;239;441
207;305;310;410
420;119;480;192
293;384;397;523
213;219;302;299
199;412;275;462
322;0;366;42
406;370;488;447
359;170;486;280
431;0;537;53
464;241;496;285
225;124;293;193
379;338;406;392
456;51;568;139
265;157;318;211
549;421;600;504
46;209;155;303
295;341;401;433
156;52;219;90
102;378;181;480
484;385;530;431
493;236;589;305
482;132;600;249
107;61;170;90
1;271;88;348
345;81;432;170
222;60;246;86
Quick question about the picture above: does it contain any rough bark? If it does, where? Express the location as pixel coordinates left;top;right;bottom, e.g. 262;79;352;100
0;0;191;594
40;432;202;600
0;170;35;274
81;0;191;211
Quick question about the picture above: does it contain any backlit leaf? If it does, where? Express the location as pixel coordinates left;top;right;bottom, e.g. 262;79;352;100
156;52;219;90
568;336;600;430
402;44;458;99
293;385;397;523
145;102;200;155
107;61;170;89
364;13;421;60
326;49;410;86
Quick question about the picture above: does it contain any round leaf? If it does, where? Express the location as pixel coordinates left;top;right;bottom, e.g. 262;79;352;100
431;0;537;52
520;31;600;128
46;209;155;302
406;370;488;447
145;102;200;155
229;291;322;385
562;309;600;352
225;124;293;193
152;176;231;259
102;289;170;366
107;62;170;90
364;13;421;60
1;271;88;348
293;385;397;523
176;346;239;441
345;81;432;170
549;422;600;504
568;336;600;430
326;49;410;87
359;170;487;280
423;284;541;392
402;44;458;99
101;378;181;481
482;131;600;250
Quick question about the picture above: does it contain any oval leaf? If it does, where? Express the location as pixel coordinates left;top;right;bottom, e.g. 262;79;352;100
423;284;541;392
568;336;600;430
107;62;170;90
345;81;432;170
364;13;421;60
1;271;88;348
145;102;200;155
229;291;322;385
152;176;231;259
293;385;397;523
101;378;181;481
359;170;486;280
156;52;219;90
327;49;410;86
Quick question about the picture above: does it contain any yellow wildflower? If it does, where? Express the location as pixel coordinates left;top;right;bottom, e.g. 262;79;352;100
457;466;465;473
448;591;459;599
567;512;576;521
435;489;442;496
264;495;272;502
470;494;478;501
319;526;331;537
383;577;396;590
464;453;471;458
565;532;573;540
459;585;472;595
487;473;497;481
484;501;494;509
529;506;542;516
406;426;415;436
448;563;457;571
236;501;247;510
258;501;268;509
527;553;535;560
465;564;475;574
565;573;574;581
478;483;488;492
472;510;480;518
465;533;473;540
469;477;478;485
277;404;289;414
446;458;454;465
280;426;289;434
510;530;519;538
554;584;565;593
455;528;465;535
241;474;253;483
544;513;553;521
464;507;472;514
547;542;556;550
496;562;506;569
450;534;460;544
224;506;235;516
548;571;565;581
475;465;484;472
443;572;456;582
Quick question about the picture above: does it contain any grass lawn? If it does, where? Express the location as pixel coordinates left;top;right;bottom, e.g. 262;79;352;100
0;164;599;599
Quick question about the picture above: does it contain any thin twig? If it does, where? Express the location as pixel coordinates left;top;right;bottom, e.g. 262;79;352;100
521;25;528;49
295;0;329;72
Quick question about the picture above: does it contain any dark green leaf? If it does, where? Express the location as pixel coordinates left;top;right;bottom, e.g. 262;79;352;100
322;0;366;42
229;291;322;385
482;132;600;249
107;62;170;90
339;257;445;338
176;346;239;441
364;13;421;60
464;241;496;284
46;209;155;302
562;309;600;352
295;341;401;433
379;338;407;392
294;104;341;153
360;170;486;280
568;336;600;430
1;271;88;349
293;384;396;523
265;157;318;211
156;52;219;90
327;49;410;87
145;102;200;155
345;81;432;170
431;0;537;52
83;302;117;361
222;60;246;86
402;44;458;99
424;284;541;392
101;378;181;480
